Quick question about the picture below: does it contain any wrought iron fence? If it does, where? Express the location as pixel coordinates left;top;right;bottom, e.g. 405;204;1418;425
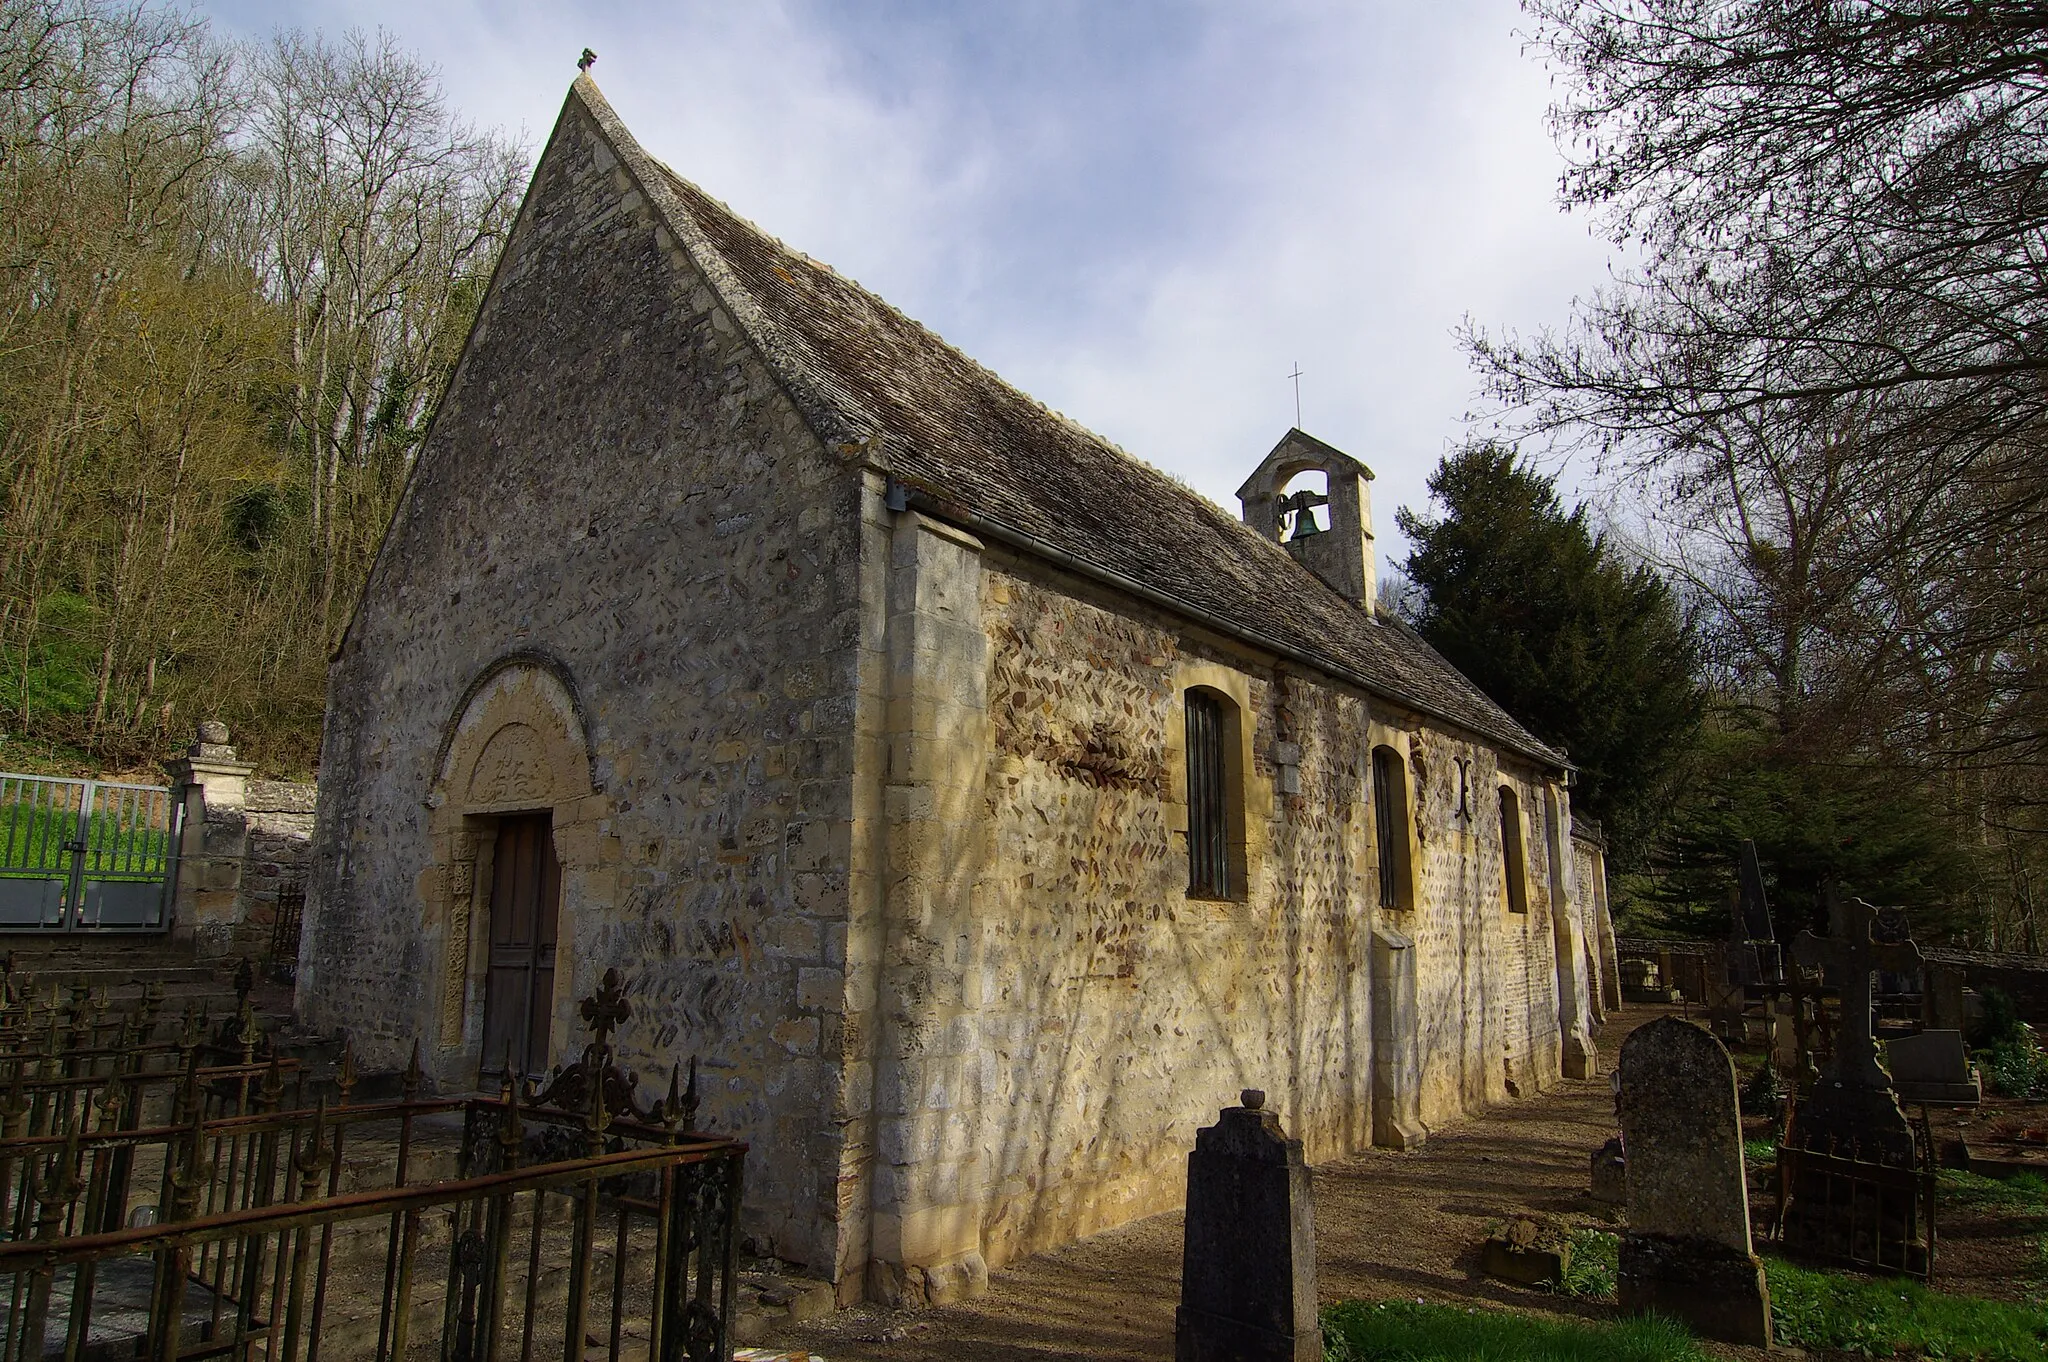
268;884;306;985
0;968;743;1361
1767;1104;1937;1279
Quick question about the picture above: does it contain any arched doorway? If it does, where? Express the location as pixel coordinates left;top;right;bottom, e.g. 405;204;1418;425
424;654;606;1085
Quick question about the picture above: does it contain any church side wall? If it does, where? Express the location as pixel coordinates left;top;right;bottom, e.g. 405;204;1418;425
302;98;864;1272
1402;738;1569;1118
923;557;1574;1270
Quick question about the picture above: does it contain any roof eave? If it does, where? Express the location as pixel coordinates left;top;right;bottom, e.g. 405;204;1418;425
899;485;1569;774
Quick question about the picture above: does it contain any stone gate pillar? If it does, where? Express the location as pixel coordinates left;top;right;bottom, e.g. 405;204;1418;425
166;721;254;957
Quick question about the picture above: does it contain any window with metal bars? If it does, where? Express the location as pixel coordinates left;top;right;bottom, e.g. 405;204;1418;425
1185;689;1233;898
1372;744;1412;910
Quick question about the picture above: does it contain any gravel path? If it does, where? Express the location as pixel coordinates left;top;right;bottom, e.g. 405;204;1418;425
781;1007;1685;1361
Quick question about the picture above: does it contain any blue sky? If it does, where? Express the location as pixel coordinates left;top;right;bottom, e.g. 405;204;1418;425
199;1;1613;572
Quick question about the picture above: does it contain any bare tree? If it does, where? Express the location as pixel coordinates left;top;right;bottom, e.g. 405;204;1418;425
0;4;524;770
1469;0;2048;939
241;27;524;643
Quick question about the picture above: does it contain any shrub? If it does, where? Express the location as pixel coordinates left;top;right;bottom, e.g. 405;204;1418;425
1974;988;2027;1050
1983;1027;2048;1100
1554;1228;1619;1299
1740;1061;1784;1119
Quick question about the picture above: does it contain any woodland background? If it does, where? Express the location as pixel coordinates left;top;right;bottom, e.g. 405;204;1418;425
5;0;2044;951
0;0;523;775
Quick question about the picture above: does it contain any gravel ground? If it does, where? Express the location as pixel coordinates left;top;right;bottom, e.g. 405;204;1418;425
776;1006;1750;1362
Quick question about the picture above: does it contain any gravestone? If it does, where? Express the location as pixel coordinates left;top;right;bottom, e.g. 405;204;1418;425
1176;1089;1320;1362
1736;839;1777;944
1886;1030;1979;1107
1615;1017;1772;1347
1924;964;1969;1034
1787;894;1920;1163
1782;892;1929;1272
1589;1137;1626;1206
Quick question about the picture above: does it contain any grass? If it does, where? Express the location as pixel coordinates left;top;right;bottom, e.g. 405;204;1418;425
0;796;169;878
1742;1136;1777;1168
1764;1256;2048;1360
1939;1168;2048;1213
1322;1300;1709;1362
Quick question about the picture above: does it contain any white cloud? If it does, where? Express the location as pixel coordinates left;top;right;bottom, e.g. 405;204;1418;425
200;0;1614;569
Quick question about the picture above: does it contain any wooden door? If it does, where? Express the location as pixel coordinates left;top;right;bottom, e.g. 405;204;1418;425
481;812;560;1077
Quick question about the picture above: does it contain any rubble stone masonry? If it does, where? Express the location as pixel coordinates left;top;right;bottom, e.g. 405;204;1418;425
303;94;865;1271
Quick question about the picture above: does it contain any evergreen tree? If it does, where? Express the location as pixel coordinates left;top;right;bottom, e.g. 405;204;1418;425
1638;721;1978;942
1397;442;1701;857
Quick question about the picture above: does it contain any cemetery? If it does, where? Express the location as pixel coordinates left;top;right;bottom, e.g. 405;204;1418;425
759;867;2048;1360
5;3;2048;1361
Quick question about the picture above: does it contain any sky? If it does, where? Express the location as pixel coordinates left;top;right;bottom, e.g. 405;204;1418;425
197;0;1616;575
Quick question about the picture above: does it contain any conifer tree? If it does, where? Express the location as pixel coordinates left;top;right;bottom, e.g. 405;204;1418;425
1397;442;1701;858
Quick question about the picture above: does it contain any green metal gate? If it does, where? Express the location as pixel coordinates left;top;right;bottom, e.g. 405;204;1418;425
0;773;181;931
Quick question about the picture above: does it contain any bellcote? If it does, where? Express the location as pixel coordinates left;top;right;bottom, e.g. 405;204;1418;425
1235;429;1377;611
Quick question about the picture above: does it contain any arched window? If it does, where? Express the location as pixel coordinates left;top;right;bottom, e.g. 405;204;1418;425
1500;784;1529;914
1185;688;1243;899
1371;744;1412;910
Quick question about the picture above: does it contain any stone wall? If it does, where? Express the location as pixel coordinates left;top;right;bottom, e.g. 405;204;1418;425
1573;821;1622;1016
167;726;316;962
839;536;1607;1299
301;92;866;1274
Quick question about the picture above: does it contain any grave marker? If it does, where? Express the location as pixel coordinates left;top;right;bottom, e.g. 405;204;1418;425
1780;892;1932;1274
1787;894;1920;1161
1175;1089;1320;1362
1886;1030;1980;1107
1616;1017;1772;1347
1589;1137;1626;1206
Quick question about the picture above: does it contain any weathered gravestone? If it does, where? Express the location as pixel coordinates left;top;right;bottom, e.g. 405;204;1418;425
1789;893;1921;1161
1590;1136;1626;1206
1616;1017;1773;1347
1782;893;1930;1272
1176;1089;1320;1362
1887;1030;1980;1107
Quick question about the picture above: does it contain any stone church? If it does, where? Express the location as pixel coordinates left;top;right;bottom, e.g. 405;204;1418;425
301;75;1620;1306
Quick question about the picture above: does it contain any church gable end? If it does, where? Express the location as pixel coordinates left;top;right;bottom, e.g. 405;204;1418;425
306;81;867;1274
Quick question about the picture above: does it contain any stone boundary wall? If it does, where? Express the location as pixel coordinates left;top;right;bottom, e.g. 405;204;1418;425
167;724;317;963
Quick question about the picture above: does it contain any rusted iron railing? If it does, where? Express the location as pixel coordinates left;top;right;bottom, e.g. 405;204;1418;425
1767;1102;1937;1279
267;884;306;985
0;968;743;1362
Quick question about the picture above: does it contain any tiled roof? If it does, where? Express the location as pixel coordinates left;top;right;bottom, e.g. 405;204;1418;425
577;80;1565;769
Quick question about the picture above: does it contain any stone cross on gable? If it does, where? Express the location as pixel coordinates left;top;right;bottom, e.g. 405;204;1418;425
1790;895;1921;1090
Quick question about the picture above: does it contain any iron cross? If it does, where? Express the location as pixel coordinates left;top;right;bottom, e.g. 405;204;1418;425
1790;893;1922;1090
1288;363;1304;428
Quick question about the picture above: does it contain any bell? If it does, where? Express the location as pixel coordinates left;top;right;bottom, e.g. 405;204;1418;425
1283;489;1327;541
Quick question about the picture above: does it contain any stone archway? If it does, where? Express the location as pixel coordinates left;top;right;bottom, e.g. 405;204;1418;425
424;656;607;1083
